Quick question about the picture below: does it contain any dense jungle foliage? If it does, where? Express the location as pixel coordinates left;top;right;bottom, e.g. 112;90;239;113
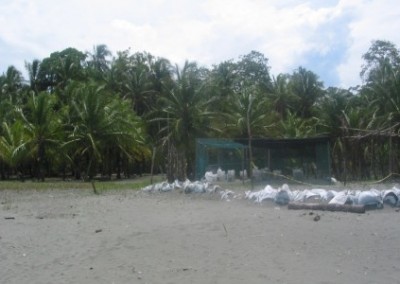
1;40;400;182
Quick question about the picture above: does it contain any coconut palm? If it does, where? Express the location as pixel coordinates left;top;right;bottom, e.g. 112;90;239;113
0;121;29;179
1;66;24;105
209;60;237;99
351;40;400;179
65;83;147;180
16;92;62;180
224;87;277;177
279;110;319;139
25;59;42;93
86;44;112;77
289;67;324;119
125;65;150;115
106;50;153;115
269;73;296;119
317;87;353;136
154;61;218;181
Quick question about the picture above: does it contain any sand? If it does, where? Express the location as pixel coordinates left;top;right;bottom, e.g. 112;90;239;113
1;185;400;284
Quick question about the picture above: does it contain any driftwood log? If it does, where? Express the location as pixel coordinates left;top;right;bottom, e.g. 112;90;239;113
288;202;366;214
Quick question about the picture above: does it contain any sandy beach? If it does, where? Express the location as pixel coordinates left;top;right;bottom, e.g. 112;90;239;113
1;184;400;284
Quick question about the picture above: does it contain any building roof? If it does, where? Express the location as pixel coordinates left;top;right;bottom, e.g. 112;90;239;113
237;136;330;148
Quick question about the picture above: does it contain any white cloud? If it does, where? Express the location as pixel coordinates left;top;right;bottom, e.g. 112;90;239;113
0;0;399;88
200;0;346;74
336;0;400;87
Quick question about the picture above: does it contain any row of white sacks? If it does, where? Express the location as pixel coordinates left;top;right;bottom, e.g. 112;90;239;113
142;180;400;208
204;168;285;182
204;168;290;182
205;169;236;182
245;184;400;208
142;179;236;200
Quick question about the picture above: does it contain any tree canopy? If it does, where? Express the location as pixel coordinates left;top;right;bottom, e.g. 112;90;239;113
1;40;400;182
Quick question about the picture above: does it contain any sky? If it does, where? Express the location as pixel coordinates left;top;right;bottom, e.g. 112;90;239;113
0;0;399;88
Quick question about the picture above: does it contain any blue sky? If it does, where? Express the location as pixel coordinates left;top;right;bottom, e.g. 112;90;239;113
1;0;399;88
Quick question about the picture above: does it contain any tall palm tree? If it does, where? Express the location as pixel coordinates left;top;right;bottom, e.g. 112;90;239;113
224;88;276;177
209;60;237;98
363;58;400;123
355;40;400;179
289;67;324;119
86;44;111;76
125;66;150;115
65;83;147;180
148;56;173;94
317;87;353;137
269;73;296;119
0;121;29;179
1;66;24;105
17;92;62;180
154;61;218;181
25;59;42;93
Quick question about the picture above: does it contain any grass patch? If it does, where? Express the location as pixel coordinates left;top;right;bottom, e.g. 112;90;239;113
0;175;166;192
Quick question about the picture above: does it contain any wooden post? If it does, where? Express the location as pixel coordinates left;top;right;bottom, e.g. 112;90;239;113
389;134;393;175
288;202;365;214
242;148;245;185
343;138;347;186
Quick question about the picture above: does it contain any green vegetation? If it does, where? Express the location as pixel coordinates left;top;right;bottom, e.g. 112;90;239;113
1;40;400;183
0;175;165;192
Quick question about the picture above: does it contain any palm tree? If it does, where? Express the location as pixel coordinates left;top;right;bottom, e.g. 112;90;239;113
224;87;276;178
154;61;218;181
289;67;324;119
279;110;319;138
269;73;296;119
86;44;112;77
148;56;173;94
17;92;62;180
0;121;29;179
315;87;354;178
106;50;153;115
354;40;400;179
363;58;400;123
65;83;147;180
1;66;24;105
209;60;237;98
25;59;42;93
125;65;150;115
317;87;353;137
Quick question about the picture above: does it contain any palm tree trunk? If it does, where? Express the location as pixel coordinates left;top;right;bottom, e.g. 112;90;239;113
177;151;187;181
0;161;5;180
150;146;156;184
116;152;121;179
247;103;253;179
166;143;174;183
37;142;45;181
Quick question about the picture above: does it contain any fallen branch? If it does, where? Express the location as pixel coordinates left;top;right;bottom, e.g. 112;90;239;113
288;202;366;214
